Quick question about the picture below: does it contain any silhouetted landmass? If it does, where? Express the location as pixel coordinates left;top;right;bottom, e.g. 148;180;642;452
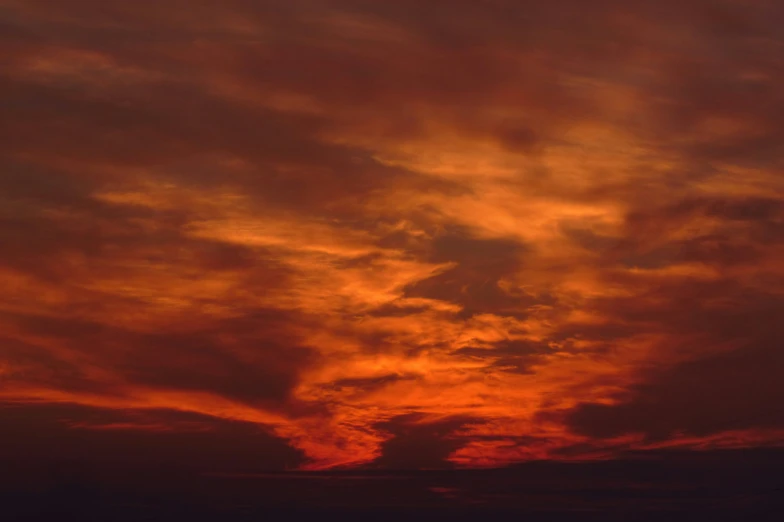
2;448;782;521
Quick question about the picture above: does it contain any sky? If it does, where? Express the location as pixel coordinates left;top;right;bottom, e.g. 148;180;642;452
1;0;783;476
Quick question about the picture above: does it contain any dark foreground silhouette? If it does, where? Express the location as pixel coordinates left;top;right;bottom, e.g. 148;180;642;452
2;449;783;521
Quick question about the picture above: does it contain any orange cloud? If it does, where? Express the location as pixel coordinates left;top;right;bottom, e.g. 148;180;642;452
1;0;783;472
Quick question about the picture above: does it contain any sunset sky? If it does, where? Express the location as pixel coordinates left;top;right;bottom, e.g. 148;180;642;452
1;0;783;477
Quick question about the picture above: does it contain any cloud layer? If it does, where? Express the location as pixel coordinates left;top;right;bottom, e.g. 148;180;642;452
1;0;783;470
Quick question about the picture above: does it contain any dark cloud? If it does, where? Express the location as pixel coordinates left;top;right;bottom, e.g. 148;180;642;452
329;373;416;392
0;337;105;395
372;414;476;470
0;76;424;213
454;339;553;374
0;402;305;489
403;231;535;317
124;333;310;406
566;288;784;439
567;340;784;439
4;310;316;407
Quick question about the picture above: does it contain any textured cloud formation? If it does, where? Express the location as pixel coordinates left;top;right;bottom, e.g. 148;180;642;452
1;0;783;471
